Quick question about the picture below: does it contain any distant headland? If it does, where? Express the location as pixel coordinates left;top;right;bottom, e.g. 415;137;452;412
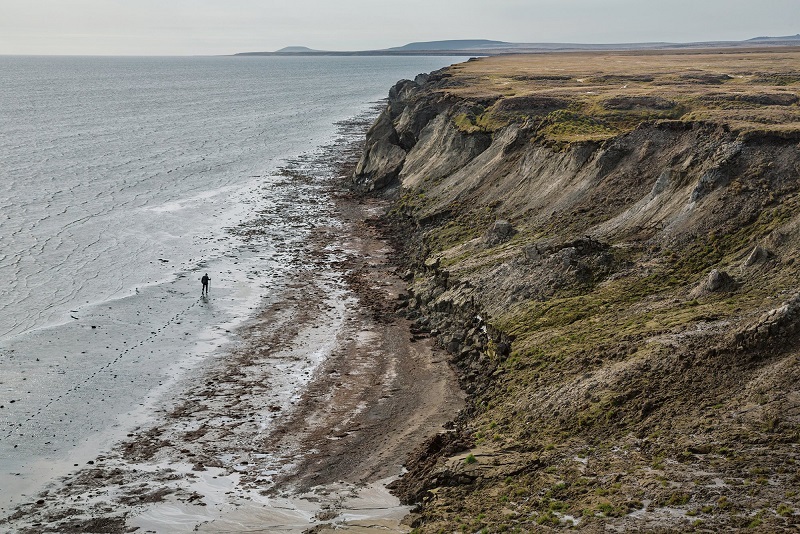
236;35;800;56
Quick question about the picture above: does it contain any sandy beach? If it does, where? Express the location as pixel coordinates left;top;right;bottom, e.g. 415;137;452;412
1;118;464;533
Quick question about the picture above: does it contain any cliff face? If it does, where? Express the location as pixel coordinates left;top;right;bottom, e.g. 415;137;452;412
357;52;800;532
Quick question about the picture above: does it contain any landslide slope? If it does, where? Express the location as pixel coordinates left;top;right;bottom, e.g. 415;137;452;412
355;50;800;532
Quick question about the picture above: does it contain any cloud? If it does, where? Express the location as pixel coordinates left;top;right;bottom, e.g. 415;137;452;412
0;0;798;55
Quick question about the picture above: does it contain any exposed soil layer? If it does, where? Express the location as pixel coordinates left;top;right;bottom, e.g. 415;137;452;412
354;50;800;532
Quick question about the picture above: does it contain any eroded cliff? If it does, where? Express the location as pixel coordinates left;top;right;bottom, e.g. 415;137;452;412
356;51;800;532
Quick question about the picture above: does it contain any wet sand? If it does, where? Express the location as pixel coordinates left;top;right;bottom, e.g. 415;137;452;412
0;124;464;533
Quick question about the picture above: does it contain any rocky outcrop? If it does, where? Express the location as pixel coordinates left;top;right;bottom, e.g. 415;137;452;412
735;293;800;350
690;268;736;298
742;244;772;269
394;256;513;397
689;141;742;202
485;220;514;246
353;111;406;191
399;113;491;189
353;70;467;192
386;432;473;506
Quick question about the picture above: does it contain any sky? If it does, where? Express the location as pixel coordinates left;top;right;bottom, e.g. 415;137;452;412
0;0;798;56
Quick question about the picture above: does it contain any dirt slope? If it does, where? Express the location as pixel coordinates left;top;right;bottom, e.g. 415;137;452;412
356;50;800;532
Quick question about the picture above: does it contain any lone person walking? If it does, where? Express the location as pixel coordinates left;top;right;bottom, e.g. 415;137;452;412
201;273;210;295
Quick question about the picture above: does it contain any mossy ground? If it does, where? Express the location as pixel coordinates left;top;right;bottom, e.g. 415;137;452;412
445;50;800;141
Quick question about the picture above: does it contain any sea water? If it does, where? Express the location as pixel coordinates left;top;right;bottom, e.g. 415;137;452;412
0;55;460;511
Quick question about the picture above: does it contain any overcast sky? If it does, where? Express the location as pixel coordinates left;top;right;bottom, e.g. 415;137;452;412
1;0;798;56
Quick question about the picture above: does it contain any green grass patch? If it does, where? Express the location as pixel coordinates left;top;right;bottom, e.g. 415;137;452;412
777;503;794;517
542;109;619;142
453;109;511;133
667;492;691;506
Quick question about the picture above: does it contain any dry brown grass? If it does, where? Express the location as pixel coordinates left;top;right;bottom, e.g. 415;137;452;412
442;48;800;140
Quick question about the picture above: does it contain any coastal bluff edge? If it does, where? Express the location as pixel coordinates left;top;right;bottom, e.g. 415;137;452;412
353;51;800;532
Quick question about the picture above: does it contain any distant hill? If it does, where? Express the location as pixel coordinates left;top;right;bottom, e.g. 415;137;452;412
275;46;318;53
388;39;511;51
748;34;800;42
235;35;800;56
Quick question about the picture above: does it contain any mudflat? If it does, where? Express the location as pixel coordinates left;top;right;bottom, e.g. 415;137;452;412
0;119;463;533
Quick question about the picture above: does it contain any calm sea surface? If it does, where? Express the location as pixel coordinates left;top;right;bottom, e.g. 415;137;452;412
0;55;460;510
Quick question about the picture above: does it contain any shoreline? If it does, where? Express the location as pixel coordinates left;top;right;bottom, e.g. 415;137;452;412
0;163;326;514
1;110;464;533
